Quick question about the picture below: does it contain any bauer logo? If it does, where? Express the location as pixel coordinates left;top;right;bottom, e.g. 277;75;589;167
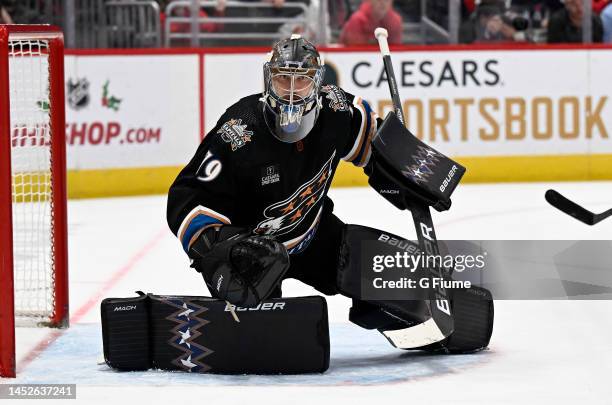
113;305;137;311
224;302;286;312
378;233;419;254
440;165;458;193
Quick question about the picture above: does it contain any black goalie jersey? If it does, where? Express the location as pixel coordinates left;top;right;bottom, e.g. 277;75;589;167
167;85;378;255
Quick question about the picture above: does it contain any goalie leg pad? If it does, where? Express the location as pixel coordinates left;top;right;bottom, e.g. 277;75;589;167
348;299;399;330
101;292;152;371
337;224;431;325
337;224;494;352
403;286;494;354
421;286;494;354
102;294;330;374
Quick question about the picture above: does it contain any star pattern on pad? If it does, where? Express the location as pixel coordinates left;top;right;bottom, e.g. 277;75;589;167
178;303;194;319
164;299;213;373
402;146;440;185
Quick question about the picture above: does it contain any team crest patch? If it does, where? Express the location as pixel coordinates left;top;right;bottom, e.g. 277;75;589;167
218;118;253;151
254;151;336;236
321;85;349;112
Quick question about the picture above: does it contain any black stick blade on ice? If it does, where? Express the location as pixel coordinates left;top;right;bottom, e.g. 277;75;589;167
545;189;612;226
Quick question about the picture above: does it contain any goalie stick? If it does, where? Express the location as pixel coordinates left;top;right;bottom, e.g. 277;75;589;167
545;189;612;226
374;28;454;342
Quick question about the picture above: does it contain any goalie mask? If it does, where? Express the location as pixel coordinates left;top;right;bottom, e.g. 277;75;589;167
262;35;325;143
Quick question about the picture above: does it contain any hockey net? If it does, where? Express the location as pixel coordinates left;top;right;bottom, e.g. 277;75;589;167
0;25;68;378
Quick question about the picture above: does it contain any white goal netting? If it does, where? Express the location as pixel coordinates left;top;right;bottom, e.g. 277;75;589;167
9;38;57;325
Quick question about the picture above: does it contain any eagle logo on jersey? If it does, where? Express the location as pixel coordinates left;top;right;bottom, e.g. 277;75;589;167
254;151;335;236
321;85;349;112
402;145;440;185
218;118;253;151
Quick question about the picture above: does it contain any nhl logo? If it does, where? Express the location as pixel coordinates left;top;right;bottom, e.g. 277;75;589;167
67;77;90;110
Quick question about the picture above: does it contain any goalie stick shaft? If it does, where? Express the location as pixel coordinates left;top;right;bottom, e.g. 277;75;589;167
374;28;454;339
545;189;612;226
374;28;405;125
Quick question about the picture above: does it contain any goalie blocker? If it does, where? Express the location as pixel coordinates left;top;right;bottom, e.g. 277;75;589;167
101;293;329;374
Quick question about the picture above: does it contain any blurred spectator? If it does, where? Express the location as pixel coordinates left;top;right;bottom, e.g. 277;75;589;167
512;0;563;13
247;0;311;46
0;1;13;24
593;0;610;14
544;0;565;13
603;2;612;41
279;0;323;42
329;0;350;30
265;0;286;7
238;0;286;8
160;0;226;35
394;0;420;23
339;0;403;45
547;0;603;42
460;0;519;43
279;0;335;43
464;0;476;14
0;0;43;24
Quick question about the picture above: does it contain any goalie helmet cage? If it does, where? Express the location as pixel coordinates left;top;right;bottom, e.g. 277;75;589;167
0;25;69;378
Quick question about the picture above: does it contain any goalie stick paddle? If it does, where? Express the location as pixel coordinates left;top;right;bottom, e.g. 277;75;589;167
374;27;454;341
545;189;612;226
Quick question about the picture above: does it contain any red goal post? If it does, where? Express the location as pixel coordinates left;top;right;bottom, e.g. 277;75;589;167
0;24;69;378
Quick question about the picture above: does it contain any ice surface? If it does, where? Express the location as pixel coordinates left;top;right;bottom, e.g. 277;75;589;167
6;182;612;404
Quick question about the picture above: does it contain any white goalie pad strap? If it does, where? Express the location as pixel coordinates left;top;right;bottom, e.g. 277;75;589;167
382;317;447;349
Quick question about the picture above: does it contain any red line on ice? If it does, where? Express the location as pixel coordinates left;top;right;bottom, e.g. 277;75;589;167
17;228;168;374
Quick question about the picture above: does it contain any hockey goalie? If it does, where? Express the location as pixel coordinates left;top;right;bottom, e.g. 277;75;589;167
160;35;492;374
